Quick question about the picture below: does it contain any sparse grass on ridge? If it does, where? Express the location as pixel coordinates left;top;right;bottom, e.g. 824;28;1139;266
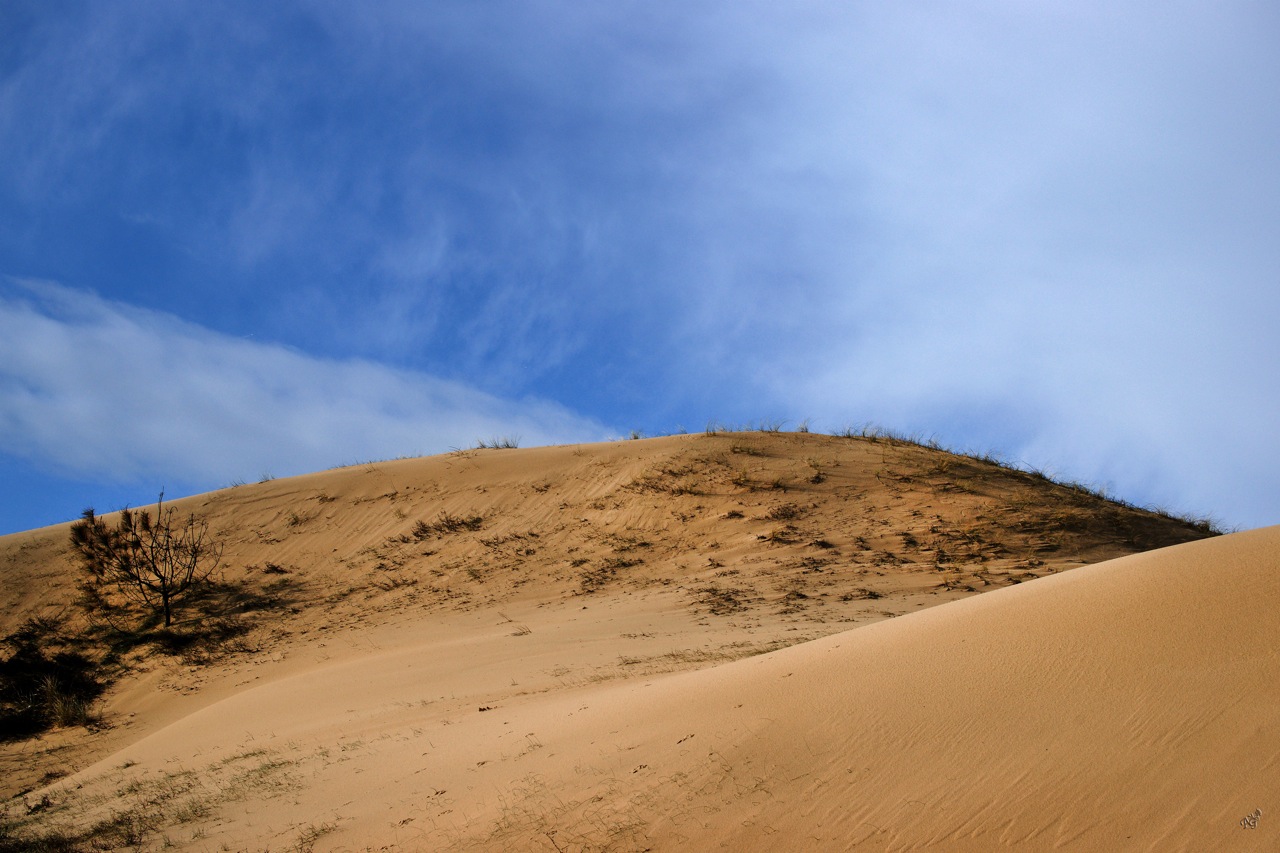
687;419;1228;535
833;424;1226;535
475;436;521;449
216;418;1227;536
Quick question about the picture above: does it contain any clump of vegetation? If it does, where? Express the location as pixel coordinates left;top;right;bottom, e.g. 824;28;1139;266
475;436;521;449
1;747;298;852
0;616;104;741
694;585;749;615
0;817;82;853
767;503;802;521
578;557;643;594
780;588;811;613
411;512;484;540
70;494;223;629
285;510;313;528
758;525;800;545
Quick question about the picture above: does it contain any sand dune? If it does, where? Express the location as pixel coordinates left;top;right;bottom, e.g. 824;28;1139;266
16;526;1275;851
485;525;1278;852
2;433;1255;851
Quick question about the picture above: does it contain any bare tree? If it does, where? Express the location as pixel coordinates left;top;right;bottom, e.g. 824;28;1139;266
70;493;223;628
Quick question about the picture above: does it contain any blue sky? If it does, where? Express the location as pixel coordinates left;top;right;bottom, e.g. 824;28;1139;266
2;1;1277;534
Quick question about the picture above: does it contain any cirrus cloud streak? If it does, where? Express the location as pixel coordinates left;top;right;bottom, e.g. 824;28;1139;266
0;279;608;490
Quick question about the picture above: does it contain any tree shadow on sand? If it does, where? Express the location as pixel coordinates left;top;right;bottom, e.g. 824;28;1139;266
2;574;305;743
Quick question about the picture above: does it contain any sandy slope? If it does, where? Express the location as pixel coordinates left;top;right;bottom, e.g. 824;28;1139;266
17;525;1277;852
1;434;1243;850
503;524;1279;853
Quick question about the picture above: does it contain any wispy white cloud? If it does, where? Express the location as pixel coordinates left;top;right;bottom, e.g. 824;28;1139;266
736;3;1280;528
0;279;608;485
